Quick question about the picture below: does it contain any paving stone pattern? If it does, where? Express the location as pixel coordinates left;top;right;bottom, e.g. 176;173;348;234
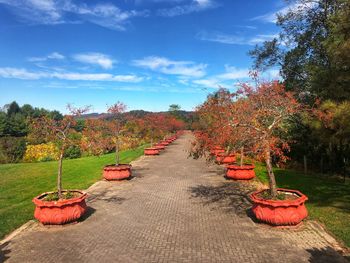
1;133;348;263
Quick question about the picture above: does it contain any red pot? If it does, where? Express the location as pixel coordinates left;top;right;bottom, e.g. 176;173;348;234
144;147;160;155
160;141;170;146
226;165;255;180
103;164;132;180
250;188;308;226
155;144;165;150
216;153;236;164
33;190;87;225
210;147;225;156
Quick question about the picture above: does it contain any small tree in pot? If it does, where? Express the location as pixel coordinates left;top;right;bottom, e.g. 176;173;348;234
232;80;309;226
143;114;166;155
191;89;236;163
102;102;132;180
31;105;90;225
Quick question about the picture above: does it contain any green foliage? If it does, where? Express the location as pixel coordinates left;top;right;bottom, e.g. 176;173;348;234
250;0;350;101
64;145;82;159
43;191;74;201
0;101;64;139
0;137;26;164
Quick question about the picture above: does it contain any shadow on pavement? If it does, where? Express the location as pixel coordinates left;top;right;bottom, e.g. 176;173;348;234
306;246;349;263
0;241;11;262
189;182;255;217
78;206;96;223
88;189;126;205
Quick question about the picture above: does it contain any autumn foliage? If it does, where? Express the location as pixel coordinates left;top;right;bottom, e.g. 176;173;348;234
193;81;304;198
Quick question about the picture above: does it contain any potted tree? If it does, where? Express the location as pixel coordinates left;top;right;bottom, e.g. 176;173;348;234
226;145;256;180
233;81;308;226
193;88;236;164
143;114;164;156
32;105;89;225
101;102;133;180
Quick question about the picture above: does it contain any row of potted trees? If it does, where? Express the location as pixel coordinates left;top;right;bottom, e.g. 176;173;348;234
192;81;309;226
31;102;184;225
144;134;179;156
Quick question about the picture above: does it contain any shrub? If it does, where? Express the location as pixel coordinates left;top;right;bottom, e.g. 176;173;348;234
0;137;26;163
64;145;81;159
23;142;59;162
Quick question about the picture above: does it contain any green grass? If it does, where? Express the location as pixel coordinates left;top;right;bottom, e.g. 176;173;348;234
0;145;147;239
255;163;350;247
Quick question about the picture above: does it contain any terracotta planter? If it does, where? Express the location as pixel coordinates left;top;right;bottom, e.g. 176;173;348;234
155;144;165;151
210;147;225;156
226;165;255;180
33;190;87;225
160;141;170;146
103;164;132;180
144;147;160;155
250;188;308;226
216;153;236;164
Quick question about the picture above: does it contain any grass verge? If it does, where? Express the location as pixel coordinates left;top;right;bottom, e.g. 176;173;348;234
254;164;350;247
0;145;146;240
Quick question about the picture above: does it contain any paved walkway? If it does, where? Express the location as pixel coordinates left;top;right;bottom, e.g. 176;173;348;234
1;133;348;262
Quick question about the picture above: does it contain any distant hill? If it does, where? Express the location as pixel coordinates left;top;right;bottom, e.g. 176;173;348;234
81;110;194;120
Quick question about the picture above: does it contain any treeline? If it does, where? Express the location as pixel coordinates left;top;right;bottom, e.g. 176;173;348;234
250;0;350;175
0;101;186;164
0;102;64;163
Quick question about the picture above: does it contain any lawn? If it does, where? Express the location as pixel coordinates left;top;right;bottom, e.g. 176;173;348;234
255;164;350;247
0;145;147;240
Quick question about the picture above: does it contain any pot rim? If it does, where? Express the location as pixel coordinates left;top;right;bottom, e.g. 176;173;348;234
226;164;255;170
250;188;308;207
104;164;132;171
216;153;236;157
145;147;160;150
33;190;87;208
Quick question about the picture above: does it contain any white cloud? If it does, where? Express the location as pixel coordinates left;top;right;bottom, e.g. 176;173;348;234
192;67;282;88
217;66;250;80
73;53;115;69
0;67;45;80
132;56;206;78
251;1;318;23
192;78;220;88
0;67;143;82
28;52;65;62
197;31;278;45
192;66;250;89
0;0;147;30
157;0;217;17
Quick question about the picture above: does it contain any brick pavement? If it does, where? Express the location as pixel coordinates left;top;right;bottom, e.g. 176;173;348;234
1;132;348;262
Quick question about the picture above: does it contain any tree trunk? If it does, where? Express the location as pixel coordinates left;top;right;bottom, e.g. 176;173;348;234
57;146;64;199
265;145;277;198
240;146;244;167
115;140;119;166
320;156;324;174
115;122;120;166
303;155;307;175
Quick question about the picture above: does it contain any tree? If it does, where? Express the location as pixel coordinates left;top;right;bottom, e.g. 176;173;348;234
6;101;21;116
169;104;181;112
232;81;303;198
107;102;127;166
30;105;90;199
191;88;236;159
250;0;350;101
81;119;113;156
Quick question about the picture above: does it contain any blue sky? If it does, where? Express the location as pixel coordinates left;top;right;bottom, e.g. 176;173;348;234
0;0;288;113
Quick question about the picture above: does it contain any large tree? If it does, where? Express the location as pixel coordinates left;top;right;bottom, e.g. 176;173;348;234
250;0;350;101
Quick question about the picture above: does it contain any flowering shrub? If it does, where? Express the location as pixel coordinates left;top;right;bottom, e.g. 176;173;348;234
23;142;59;162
